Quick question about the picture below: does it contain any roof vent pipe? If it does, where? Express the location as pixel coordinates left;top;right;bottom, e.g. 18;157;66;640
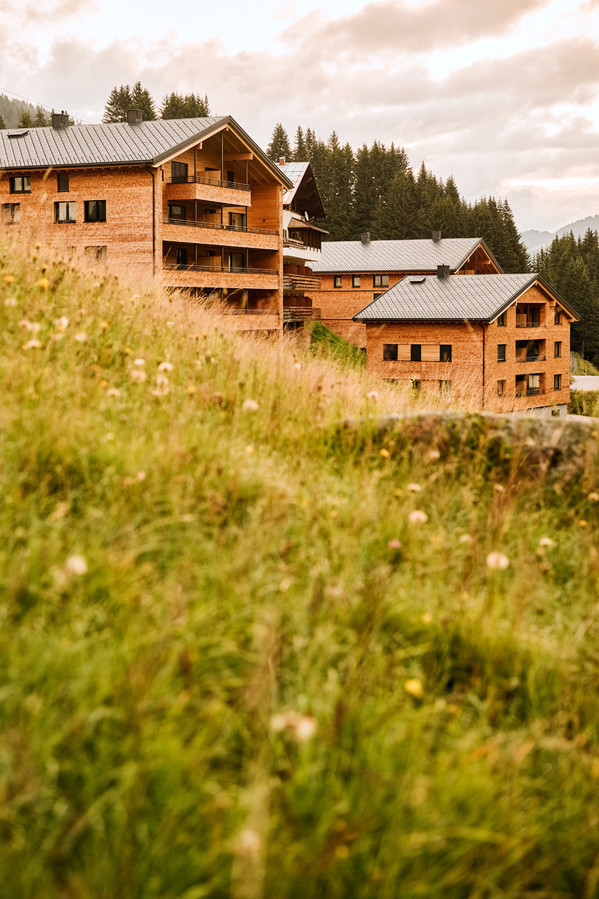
51;111;69;130
127;109;143;125
432;230;442;243
361;231;370;245
279;156;286;165
437;264;451;280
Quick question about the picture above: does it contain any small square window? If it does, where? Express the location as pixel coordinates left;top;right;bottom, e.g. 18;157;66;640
2;203;21;224
410;344;421;362
57;173;69;192
334;276;342;288
383;343;398;361
554;341;562;358
554;374;562;391
497;379;505;396
54;201;76;223
497;312;506;327
10;176;31;194
84;200;106;223
497;344;506;362
440;344;452;362
352;275;361;288
373;274;389;288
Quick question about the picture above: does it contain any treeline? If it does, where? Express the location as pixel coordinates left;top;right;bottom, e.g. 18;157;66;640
102;83;210;123
267;123;530;274
0;95;52;130
534;231;599;364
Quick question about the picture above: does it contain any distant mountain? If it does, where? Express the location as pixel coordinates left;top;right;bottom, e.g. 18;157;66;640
523;214;599;257
0;93;46;128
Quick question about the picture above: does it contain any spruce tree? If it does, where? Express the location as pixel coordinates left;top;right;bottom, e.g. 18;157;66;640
0;114;5;130
34;108;48;127
103;85;132;122
130;81;156;120
18;111;33;128
161;92;210;119
293;126;307;161
266;124;292;162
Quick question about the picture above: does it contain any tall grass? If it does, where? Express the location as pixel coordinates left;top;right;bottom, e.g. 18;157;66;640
1;238;599;898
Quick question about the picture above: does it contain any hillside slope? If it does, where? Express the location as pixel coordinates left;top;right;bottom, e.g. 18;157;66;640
1;239;599;898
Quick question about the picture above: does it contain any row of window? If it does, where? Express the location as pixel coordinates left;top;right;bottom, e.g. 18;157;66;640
3;200;106;224
10;173;71;194
334;275;389;289
497;374;562;396
497;341;562;361
497;310;563;327
383;343;452;362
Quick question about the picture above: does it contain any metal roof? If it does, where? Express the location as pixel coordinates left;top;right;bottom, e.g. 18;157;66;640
354;273;554;322
312;237;497;273
0;116;293;187
277;161;310;205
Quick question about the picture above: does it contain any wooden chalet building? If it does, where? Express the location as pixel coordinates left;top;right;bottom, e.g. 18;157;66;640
277;159;327;329
0;112;292;331
312;231;501;347
354;269;578;415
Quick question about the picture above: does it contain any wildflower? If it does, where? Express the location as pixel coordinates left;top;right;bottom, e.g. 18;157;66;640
406;483;422;493
427;449;441;461
404;678;424;699
54;316;69;331
124;347;132;355
236;829;262;857
294;362;301;370
134;358;145;366
242;398;259;411
65;555;88;576
245;444;255;454
367;390;379;402
4;274;15;284
459;534;474;544
387;539;402;549
99;321;109;330
330;509;339;518
4;297;17;307
166;321;175;327
580;520;588;528
51;333;64;342
129;368;147;383
380;448;390;459
538;537;555;548
270;711;317;742
493;483;505;493
158;361;173;372
409;510;428;524
187;385;197;395
486;551;510;570
588;492;599;502
36;277;50;290
421;613;432;624
23;339;42;350
106;388;121;397
75;332;88;343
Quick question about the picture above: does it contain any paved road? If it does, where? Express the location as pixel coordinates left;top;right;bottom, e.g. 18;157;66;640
571;376;599;391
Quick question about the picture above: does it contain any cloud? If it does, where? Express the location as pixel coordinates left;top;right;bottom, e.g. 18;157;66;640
2;0;91;24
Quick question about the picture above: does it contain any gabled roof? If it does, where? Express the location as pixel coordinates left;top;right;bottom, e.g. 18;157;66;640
312;237;500;274
0;116;293;186
278;160;325;219
353;273;578;322
278;162;310;205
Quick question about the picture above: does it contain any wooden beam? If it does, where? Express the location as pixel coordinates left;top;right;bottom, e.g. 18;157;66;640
224;153;253;161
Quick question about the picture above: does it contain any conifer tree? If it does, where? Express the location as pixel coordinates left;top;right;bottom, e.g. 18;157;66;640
266;124;292;162
161;92;210;119
34;108;49;127
293;126;307;161
103;83;156;123
130;81;156;120
0;114;5;129
18;111;33;128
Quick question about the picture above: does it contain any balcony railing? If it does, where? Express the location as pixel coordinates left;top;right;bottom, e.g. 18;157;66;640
167;175;250;191
283;307;322;322
516;388;546;397
164;263;277;276
222;308;279;315
283;274;321;291
283;236;306;249
516;320;545;328
516;355;546;363
163;217;277;236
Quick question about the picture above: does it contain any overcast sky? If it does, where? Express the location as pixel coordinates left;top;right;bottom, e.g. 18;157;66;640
1;0;598;232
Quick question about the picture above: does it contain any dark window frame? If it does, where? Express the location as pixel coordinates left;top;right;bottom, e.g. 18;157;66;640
383;343;398;361
54;201;76;223
440;344;452;362
373;274;389;288
410;344;421;362
57;173;69;192
554;373;562;391
497;311;506;327
10;176;31;194
554;340;562;358
333;275;342;288
171;161;188;183
352;275;361;288
497;379;506;397
84;200;106;223
497;344;506;363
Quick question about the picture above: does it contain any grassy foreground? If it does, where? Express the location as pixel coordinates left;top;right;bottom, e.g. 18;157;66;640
2;242;599;898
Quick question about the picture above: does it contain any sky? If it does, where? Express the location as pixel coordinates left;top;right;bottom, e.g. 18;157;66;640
1;0;599;233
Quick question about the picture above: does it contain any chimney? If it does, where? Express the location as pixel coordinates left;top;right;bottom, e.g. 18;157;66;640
127;109;143;125
437;264;451;280
361;231;370;245
279;156;286;165
51;111;69;130
432;230;442;243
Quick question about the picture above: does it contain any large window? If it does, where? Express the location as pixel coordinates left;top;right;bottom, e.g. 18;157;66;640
373;275;389;288
383;344;398;361
54;201;76;223
168;204;186;222
84;200;106;223
57;173;69;192
497;344;506;362
2;203;21;224
171;161;188;183
10;176;31;194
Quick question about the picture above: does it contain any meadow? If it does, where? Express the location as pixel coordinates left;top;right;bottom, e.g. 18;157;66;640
1;239;599;898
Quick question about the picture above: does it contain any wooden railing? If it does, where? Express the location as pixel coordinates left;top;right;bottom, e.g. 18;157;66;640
163;218;277;236
164;263;277;276
283;307;321;322
167;174;250;191
283;274;321;291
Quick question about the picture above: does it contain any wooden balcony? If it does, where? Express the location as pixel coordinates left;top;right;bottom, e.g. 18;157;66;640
283;307;321;322
162;263;279;291
161;218;279;251
165;175;251;207
283;274;321;292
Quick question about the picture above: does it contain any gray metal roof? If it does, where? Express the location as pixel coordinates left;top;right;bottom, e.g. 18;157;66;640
277;161;309;205
0;117;293;188
313;237;497;273
354;273;545;322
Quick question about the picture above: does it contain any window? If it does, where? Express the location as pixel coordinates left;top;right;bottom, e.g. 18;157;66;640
57;173;69;192
229;252;244;271
352;276;361;288
227;170;235;185
373;292;383;300
554;374;562;391
10;176;31;194
497;344;506;362
176;247;188;268
84;200;106;222
171;161;188;183
229;212;245;229
383;343;398;361
555;310;562;325
410;344;421;362
439;380;452;394
528;373;540;395
334;276;342;288
440;344;452;362
373;275;389;288
554;341;562;358
497;379;505;396
54;201;76;223
168;204;186;222
497;312;506;327
2;203;21;224
84;245;106;265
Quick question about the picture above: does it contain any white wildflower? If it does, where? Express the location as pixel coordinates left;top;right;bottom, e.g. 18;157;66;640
242;398;259;411
486;551;510;571
409;509;428;524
